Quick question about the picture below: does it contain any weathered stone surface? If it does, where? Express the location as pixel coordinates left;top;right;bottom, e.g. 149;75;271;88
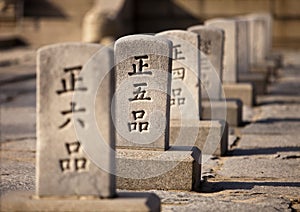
244;13;271;66
0;191;161;212
202;100;243;127
37;43;115;197
169;120;228;156
236;19;249;73
236;134;300;150
114;35;172;150
156;30;200;120
187;25;224;100
116;147;201;191
205;18;238;83
217;155;300;179
223;83;255;106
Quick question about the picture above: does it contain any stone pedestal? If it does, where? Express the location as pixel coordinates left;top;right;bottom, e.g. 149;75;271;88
1;191;160;212
170;120;228;156
238;73;267;95
223;82;256;106
202;100;243;127
116;147;201;191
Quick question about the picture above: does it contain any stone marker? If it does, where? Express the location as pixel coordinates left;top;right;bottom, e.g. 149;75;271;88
37;43;114;197
203;19;256;107
205;18;238;83
236;19;250;73
187;26;224;100
156;30;200;120
2;43;161;211
234;16;268;95
156;30;228;156
114;34;201;191
188;25;244;125
114;34;172;150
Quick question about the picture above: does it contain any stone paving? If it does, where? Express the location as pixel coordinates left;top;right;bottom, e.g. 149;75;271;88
0;48;299;211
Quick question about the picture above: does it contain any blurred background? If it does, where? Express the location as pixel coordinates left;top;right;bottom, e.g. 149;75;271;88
0;0;299;49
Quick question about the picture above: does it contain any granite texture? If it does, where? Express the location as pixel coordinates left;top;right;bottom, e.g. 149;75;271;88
169;120;228;156
37;43;115;197
114;35;172;150
116;147;201;191
156;30;201;120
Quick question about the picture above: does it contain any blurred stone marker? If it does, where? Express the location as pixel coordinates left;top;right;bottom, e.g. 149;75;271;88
204;19;256;107
187;26;224;100
156;30;200;120
205;18;238;83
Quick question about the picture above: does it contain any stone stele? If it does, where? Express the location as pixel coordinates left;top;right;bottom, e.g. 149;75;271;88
156;30;201;120
114;34;172;150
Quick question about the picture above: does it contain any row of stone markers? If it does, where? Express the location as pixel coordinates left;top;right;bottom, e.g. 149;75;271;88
2;12;279;212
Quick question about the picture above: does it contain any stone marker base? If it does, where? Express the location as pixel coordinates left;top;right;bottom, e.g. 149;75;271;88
1;191;160;212
239;73;267;95
223;82;255;106
169;120;228;156
116;147;201;191
202;99;243;127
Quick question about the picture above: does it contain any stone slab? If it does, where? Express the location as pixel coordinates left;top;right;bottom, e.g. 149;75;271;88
0;191;161;212
239;72;267;95
156;30;201;120
116;147;201;191
169;120;228;156
236;19;250;73
37;43;115;197
217;154;300;179
223;83;255;106
235;134;300;150
205;19;238;83
202;100;243;127
114;35;172;150
242;121;300;135
187;25;224;100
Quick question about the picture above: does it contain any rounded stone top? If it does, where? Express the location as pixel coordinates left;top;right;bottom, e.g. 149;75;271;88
114;34;172;63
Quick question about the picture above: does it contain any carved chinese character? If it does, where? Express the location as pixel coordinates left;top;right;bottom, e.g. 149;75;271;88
65;141;81;155
128;110;149;132
171;88;185;106
59;141;88;172
200;40;212;55
59;102;86;129
172;67;185;80
74;158;87;171
56;66;87;94
59;159;71;172
128;55;152;76
129;83;152;102
173;44;185;60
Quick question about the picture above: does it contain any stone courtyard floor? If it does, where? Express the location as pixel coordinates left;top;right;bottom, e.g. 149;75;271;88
0;47;299;211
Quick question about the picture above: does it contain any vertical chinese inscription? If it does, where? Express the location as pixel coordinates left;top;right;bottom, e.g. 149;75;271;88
156;30;200;120
171;44;186;107
114;35;172;150
128;55;151;133
56;65;89;172
37;43;115;197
